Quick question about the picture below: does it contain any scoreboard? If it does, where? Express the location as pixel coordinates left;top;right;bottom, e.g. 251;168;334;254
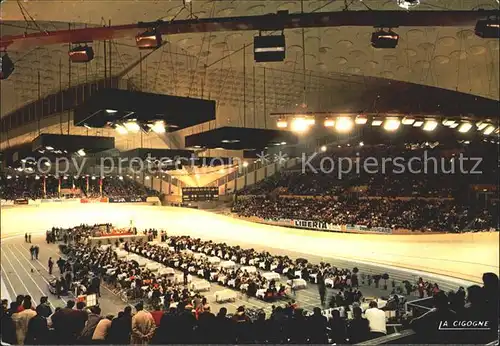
182;187;219;202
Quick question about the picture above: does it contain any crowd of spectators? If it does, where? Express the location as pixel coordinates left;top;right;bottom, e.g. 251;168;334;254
0;174;159;201
233;196;499;232
240;143;498;199
1;229;498;345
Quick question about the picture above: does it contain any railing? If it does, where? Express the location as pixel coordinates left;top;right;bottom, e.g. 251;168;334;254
356;329;416;345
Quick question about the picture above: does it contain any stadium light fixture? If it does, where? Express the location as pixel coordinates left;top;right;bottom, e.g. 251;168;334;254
402;117;415;125
136;30;162;49
69;45;94;63
124;120;140;133
106;109;118;114
413;120;424;127
305;118;315;126
371;119;383;126
243;161;249;168
115;124;128;135
149;120;166;134
335;117;354;133
290;118;311;133
475;18;500;39
355;115;368;125
383;118;401;132
35;175;40;180
458;122;473;133
371;29;399;49
77;149;86;157
320;145;327;152
423;120;438;131
359;141;364;146
324;118;335;127
477;122;489;131
442;119;457;127
277;119;288;128
0;54;15;80
254;33;286;63
483;125;496;135
449;122;459;129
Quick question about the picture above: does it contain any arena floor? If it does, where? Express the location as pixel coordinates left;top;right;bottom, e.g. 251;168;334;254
1;204;498;315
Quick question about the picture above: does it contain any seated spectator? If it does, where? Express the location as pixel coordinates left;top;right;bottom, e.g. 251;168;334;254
24;304;50;345
364;301;387;338
347;306;370;344
12;297;37;345
92;314;114;343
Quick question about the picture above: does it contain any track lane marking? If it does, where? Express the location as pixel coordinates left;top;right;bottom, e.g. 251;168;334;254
13;244;67;305
1;264;17;302
1;248;38;307
5;245;58;309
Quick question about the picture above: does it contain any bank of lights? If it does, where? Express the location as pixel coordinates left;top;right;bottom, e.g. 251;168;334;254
278;115;496;137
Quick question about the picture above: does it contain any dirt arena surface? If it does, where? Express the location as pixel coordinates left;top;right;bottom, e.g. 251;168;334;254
1;204;497;314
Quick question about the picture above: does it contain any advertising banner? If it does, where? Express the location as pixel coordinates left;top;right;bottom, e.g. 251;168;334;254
356;225;392;234
108;197;147;203
0;200;14;206
292;219;342;232
14;199;29;205
40;199;53;203
80;198;105;204
60;188;82;195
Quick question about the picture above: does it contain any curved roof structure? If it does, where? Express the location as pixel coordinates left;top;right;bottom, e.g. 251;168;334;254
0;0;499;151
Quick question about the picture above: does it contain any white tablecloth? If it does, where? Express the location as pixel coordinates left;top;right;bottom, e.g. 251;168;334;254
158;267;175;276
190;280;211;292
287;278;307;289
215;290;237;302
220;260;236;269
146;262;160;271
208;256;221;264
241;266;257;274
262;272;280;281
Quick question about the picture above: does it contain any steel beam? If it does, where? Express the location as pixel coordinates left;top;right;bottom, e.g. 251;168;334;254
1;10;498;50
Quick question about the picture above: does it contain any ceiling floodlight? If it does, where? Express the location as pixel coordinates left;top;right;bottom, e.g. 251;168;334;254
335;117;354;133
383;118;401;132
355;115;368;124
483;125;496;135
124;120;140;133
413;120;424;127
402;117;415;125
290;118;310;133
458;122;473;133
324;118;335;127
423;120;438;132
277;118;288;128
371;119;383;126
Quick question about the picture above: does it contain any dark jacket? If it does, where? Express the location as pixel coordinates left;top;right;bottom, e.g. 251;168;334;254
107;314;132;344
24;315;50;345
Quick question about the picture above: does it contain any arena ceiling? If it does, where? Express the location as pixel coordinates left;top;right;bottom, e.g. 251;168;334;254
1;0;499;143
